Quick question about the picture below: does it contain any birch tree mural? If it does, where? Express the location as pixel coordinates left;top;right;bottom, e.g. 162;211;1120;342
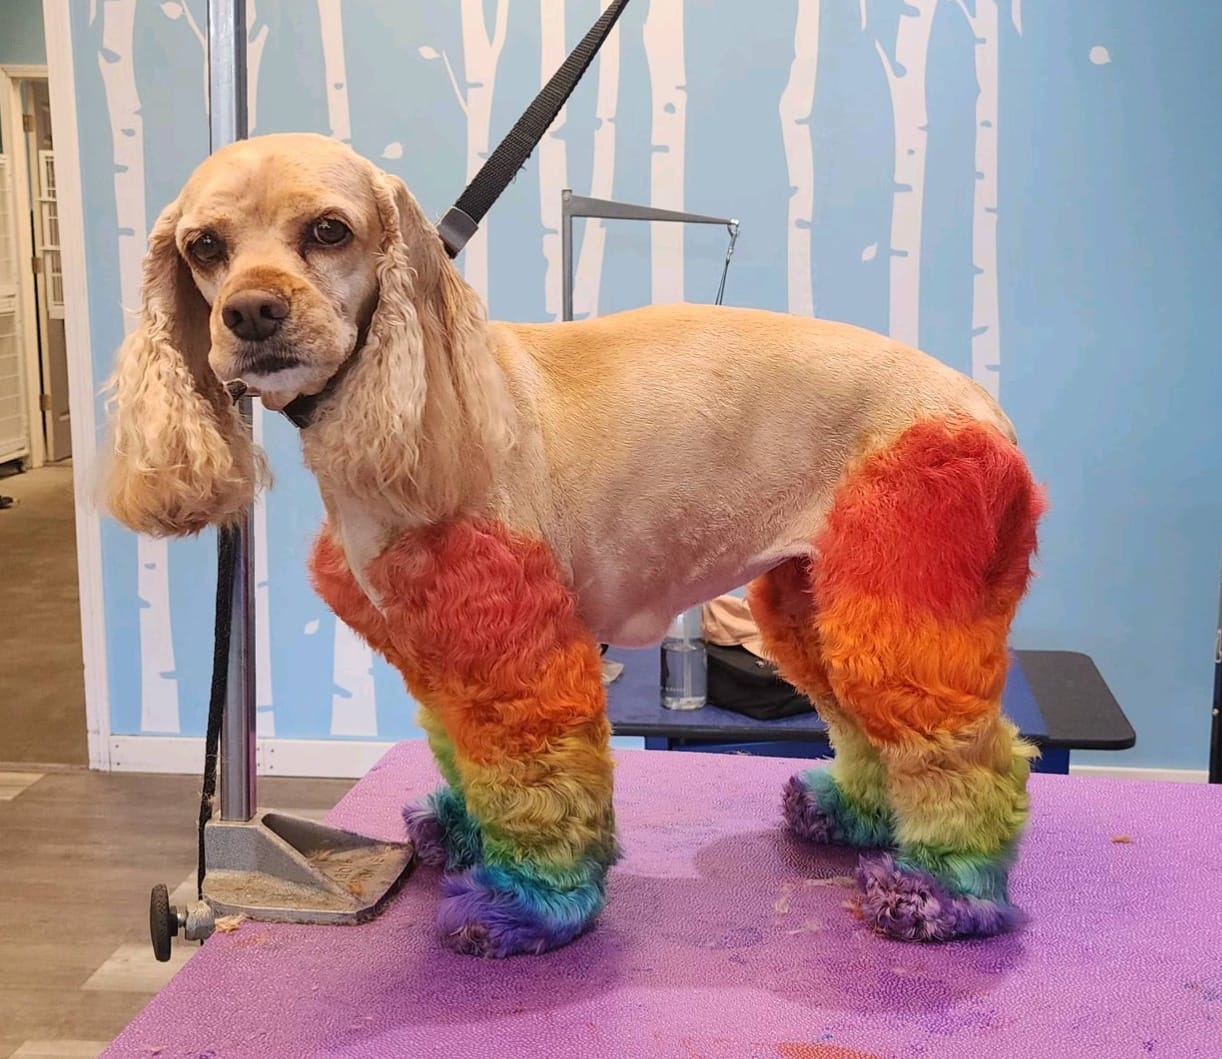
246;0;274;734
316;0;376;738
317;0;352;146
538;0;568;320
419;2;510;302
98;0;180;733
538;0;622;321
158;1;208;108
642;0;686;304
875;0;936;347
572;1;621;319
953;0;1012;399
779;0;820;318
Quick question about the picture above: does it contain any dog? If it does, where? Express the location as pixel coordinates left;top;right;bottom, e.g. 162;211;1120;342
103;132;1046;957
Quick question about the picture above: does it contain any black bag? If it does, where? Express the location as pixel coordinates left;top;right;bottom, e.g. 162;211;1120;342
705;643;817;721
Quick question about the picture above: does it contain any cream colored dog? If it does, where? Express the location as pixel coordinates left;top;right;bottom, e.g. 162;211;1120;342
105;133;1045;957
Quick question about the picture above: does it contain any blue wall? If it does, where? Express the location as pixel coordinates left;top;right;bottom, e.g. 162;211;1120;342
0;0;46;66
69;1;1222;769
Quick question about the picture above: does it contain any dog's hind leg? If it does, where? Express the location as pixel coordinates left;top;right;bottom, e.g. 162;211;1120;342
369;520;618;958
748;559;893;849
813;418;1046;942
308;529;480;871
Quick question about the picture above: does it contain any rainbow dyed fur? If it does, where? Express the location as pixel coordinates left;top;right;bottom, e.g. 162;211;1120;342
308;420;1044;955
783;770;894;849
746;420;1046;944
783;768;1026;941
436;862;614;957
405;786;621;957
403;786;483;872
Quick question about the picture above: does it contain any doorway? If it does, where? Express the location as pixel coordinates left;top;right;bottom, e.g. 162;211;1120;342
0;67;69;468
0;62;85;768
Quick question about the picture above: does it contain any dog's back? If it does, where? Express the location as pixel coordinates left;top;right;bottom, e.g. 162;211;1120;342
489;301;1022;646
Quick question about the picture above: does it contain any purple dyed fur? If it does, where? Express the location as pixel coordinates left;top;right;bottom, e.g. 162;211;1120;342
403;804;449;868
782;774;838;844
436;869;594;958
855;853;1023;942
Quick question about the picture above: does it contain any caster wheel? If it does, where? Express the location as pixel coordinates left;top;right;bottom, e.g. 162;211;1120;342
149;883;178;962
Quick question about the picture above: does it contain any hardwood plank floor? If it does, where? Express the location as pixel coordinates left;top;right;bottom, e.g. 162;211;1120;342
0;767;354;1058
0;464;87;767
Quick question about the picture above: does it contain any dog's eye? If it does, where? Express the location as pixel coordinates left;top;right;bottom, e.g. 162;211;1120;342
187;231;226;266
309;218;352;247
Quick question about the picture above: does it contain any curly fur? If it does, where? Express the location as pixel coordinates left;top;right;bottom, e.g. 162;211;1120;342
302;173;516;527
103;198;267;536
103;133;1050;954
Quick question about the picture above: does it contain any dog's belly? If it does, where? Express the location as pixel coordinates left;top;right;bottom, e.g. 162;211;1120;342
577;545;810;647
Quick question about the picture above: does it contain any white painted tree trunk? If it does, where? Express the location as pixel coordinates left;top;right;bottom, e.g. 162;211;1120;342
317;0;352;144
876;0;936;347
316;0;376;738
572;1;621;319
459;0;510;302
958;0;1002;398
98;0;180;734
538;0;568;320
246;1;269;134
642;0;686;305
779;0;820;318
247;0;274;734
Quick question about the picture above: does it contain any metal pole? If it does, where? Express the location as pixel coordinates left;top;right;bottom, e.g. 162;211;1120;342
207;0;256;822
561;190;574;322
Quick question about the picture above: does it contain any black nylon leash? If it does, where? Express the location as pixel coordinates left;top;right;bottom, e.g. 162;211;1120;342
436;0;633;258
280;0;631;429
198;524;237;899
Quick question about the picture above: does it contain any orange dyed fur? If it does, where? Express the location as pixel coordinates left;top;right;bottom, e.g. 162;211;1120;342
813;418;1046;744
309;531;412;677
751;418;1045;741
364;523;609;765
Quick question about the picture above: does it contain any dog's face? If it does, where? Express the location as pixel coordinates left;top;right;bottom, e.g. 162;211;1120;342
171;136;384;404
102;131;476;537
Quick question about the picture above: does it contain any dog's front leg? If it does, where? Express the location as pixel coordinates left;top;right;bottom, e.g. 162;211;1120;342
369;520;619;958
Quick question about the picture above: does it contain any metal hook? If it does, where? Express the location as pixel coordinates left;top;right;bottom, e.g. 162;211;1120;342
715;220;741;306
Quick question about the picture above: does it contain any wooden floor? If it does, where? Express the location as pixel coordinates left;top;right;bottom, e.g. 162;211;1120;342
0;765;354;1058
0;463;88;766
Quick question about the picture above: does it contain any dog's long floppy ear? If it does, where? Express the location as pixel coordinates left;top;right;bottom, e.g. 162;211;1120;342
322;166;513;521
103;197;265;537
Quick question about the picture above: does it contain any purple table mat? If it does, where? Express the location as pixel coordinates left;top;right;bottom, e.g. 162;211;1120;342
105;743;1222;1059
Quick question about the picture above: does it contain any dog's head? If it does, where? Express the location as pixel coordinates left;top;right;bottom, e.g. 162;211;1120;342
103;132;477;537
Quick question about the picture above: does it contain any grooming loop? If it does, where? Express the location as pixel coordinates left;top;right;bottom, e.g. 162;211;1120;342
559;191;742;321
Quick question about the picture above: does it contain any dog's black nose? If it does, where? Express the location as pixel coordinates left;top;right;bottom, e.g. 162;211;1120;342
221;290;289;342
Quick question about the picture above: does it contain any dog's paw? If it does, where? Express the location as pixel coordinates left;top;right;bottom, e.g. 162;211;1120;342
854;853;1023;942
435;865;606;958
783;771;892;849
403;786;482;871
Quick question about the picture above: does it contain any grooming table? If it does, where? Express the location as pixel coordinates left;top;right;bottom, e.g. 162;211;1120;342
606;648;1137;773
107;743;1220;1058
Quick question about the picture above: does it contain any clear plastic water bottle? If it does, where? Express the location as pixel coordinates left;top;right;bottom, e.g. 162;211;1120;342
660;607;707;710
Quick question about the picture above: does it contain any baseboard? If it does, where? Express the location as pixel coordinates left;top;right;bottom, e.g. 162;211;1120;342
103;737;1213;783
1069;764;1208;783
108;736;398;778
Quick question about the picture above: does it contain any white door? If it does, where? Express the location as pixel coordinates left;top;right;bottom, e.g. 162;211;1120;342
0;152;31;465
35;143;70;460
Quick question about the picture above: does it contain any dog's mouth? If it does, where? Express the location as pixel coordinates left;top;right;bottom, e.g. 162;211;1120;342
220;319;371;413
236;349;304;376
